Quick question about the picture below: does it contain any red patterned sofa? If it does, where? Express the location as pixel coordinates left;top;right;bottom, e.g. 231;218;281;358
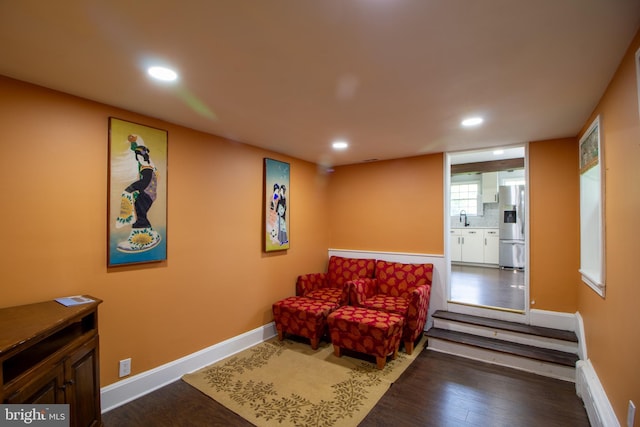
296;256;375;306
348;260;433;355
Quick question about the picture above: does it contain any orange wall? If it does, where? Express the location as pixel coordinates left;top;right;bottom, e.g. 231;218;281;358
327;155;445;254
528;138;581;311
577;30;640;424
0;76;330;386
327;144;582;314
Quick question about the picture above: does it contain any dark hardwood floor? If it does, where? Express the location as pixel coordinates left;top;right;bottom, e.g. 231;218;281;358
450;264;525;311
102;343;589;427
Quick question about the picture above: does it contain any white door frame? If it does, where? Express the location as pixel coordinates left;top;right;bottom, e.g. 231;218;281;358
444;145;531;323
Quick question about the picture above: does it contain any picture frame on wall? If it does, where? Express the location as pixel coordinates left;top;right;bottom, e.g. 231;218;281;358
108;117;168;266
264;158;290;252
579;118;599;174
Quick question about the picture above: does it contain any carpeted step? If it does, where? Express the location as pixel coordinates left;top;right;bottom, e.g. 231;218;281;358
432;310;578;342
425;327;579;367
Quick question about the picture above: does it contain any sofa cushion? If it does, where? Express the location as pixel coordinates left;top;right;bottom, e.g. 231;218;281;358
305;288;344;305
360;295;409;316
374;260;433;298
327;256;375;289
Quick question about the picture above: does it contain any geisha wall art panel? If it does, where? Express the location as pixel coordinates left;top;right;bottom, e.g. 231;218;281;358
264;158;290;252
108;118;168;266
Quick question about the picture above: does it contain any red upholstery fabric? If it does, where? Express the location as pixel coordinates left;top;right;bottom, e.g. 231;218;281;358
327;306;404;369
375;260;432;298
327;256;375;288
304;288;343;305
272;296;339;349
348;261;433;354
296;256;375;305
358;295;409;315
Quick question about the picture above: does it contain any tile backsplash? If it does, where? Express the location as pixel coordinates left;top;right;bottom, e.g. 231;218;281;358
451;202;499;228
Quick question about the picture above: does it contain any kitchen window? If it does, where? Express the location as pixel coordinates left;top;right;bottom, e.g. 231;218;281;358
450;182;479;216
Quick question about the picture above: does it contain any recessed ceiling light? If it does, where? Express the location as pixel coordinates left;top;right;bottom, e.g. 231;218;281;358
147;66;178;82
493;150;504;155
332;140;348;150
461;117;483;127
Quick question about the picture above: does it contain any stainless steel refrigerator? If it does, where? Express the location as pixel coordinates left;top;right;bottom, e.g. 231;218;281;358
498;185;525;269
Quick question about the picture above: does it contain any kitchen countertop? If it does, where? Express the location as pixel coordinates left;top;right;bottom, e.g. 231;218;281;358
451;226;499;229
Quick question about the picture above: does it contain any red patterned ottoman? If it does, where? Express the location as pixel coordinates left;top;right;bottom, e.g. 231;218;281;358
327;306;404;369
272;296;339;350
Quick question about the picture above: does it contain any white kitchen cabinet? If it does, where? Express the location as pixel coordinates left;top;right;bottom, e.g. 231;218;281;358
461;229;484;263
483;229;500;264
482;172;499;203
450;229;462;262
451;229;484;263
452;228;499;265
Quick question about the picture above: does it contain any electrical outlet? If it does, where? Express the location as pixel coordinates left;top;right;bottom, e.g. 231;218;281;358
119;358;131;378
628;400;636;427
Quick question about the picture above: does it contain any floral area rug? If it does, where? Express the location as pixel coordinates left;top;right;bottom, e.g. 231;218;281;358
182;336;425;427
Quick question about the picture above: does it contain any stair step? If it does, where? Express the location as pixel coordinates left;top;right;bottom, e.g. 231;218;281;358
432;310;578;343
425;328;579;367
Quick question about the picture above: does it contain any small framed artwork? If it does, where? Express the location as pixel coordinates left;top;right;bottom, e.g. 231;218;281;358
579;117;599;174
108;117;168;266
264;158;290;252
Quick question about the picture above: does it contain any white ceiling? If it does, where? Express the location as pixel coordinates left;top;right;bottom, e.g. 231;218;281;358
1;1;638;166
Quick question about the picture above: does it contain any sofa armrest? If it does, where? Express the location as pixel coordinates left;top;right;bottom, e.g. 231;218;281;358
406;284;432;335
296;273;328;296
348;278;378;306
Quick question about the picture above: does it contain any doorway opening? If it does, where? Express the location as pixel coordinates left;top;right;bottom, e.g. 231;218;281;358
447;146;528;314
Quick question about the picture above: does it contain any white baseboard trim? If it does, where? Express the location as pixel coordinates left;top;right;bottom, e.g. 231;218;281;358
576;359;620;427
575;311;587;361
328;248;443;262
100;322;277;413
529;308;577;331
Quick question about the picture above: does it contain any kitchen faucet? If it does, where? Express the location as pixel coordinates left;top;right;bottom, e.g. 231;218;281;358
460;210;470;227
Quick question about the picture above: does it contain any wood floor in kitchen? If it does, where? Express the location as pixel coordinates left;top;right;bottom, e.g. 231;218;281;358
450;264;525;311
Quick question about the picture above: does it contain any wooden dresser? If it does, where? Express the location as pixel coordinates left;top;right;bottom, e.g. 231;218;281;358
0;296;102;427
